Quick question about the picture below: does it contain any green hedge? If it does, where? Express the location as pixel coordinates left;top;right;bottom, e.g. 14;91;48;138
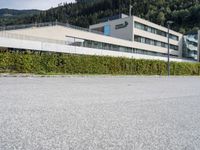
0;49;200;75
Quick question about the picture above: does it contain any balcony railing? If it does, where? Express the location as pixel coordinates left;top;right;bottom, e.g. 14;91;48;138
0;21;105;35
0;32;66;45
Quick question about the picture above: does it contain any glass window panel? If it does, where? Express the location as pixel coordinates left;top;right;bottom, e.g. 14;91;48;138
161;42;166;48
141;37;145;43
150;40;154;45
145;38;150;44
65;36;75;45
147;27;151;32
74;38;84;46
156;41;161;46
151;28;156;34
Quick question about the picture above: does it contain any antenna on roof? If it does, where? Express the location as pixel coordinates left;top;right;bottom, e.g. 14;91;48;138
129;0;133;16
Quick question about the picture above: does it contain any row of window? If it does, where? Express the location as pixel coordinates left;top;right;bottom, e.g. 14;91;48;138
186;39;198;47
66;36;178;58
134;22;179;41
134;35;179;51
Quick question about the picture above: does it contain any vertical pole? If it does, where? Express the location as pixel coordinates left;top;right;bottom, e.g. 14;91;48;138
56;19;58;26
4;25;6;37
74;37;76;53
119;0;120;15
129;1;132;16
198;30;200;62
167;24;170;76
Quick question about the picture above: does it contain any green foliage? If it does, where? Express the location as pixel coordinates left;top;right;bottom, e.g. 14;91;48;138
1;49;200;76
0;9;40;26
0;9;39;17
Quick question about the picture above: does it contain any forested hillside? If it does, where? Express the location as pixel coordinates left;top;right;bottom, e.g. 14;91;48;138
0;9;40;17
0;0;200;34
0;9;40;26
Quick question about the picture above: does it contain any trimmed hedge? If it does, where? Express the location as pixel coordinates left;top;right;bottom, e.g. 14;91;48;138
0;49;200;75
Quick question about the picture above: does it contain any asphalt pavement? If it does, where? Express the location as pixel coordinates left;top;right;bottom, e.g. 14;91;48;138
0;76;200;150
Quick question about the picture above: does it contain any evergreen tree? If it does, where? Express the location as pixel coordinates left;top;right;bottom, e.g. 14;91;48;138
0;0;199;33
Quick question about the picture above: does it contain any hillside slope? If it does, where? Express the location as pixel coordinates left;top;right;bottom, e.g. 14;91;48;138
0;8;40;26
0;0;199;34
0;8;40;17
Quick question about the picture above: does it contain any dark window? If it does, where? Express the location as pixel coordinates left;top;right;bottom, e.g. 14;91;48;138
134;21;179;41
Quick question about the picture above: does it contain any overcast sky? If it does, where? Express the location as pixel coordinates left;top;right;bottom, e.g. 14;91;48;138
0;0;75;10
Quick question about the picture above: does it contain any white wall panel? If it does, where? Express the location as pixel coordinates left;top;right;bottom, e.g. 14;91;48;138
0;36;194;63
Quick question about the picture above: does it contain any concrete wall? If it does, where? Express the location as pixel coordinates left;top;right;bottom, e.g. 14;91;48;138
6;26;133;48
0;35;194;63
89;17;134;41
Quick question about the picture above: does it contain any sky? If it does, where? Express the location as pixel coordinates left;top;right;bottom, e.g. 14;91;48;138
0;0;75;10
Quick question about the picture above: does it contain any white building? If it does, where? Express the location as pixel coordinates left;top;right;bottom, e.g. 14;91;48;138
90;14;184;58
0;14;199;62
183;31;200;61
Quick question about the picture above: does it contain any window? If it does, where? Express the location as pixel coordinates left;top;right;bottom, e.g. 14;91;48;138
112;45;118;51
134;35;179;51
147;27;152;32
66;36;178;57
161;42;166;48
156;41;162;47
134;35;141;42
170;45;178;51
74;38;84;47
65;36;75;45
84;40;92;47
151;28;156;34
145;38;151;44
150;40;155;45
134;21;179;41
135;22;145;30
170;34;179;41
141;37;145;43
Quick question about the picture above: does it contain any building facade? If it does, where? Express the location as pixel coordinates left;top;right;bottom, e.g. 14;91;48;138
182;31;200;61
90;15;183;59
0;14;199;62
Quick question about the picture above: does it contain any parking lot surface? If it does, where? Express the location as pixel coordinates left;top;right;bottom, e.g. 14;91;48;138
0;76;200;150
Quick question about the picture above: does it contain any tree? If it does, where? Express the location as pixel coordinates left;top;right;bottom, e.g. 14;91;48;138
157;12;165;25
0;0;199;33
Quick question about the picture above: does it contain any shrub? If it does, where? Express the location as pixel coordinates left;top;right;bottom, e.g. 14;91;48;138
0;49;200;75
